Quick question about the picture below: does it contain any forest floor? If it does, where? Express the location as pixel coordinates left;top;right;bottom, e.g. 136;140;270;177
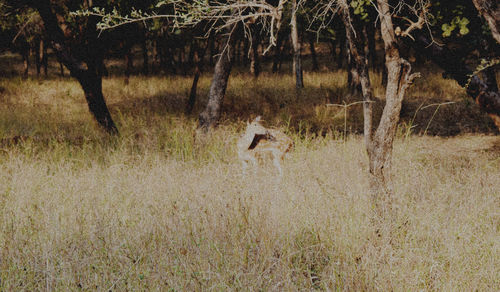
0;53;499;290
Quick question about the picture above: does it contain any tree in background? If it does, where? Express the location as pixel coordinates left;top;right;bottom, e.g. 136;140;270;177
9;0;119;134
406;0;500;129
0;1;47;77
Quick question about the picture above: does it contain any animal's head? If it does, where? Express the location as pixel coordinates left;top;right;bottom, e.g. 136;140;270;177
245;116;267;136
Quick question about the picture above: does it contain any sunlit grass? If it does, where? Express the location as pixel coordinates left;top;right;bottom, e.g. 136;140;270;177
0;70;498;290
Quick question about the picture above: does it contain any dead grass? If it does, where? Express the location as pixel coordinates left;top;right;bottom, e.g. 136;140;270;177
0;67;499;290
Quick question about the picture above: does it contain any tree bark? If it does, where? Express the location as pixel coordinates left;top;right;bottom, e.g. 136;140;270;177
42;39;48;76
186;36;211;115
250;30;261;78
124;45;133;84
337;29;346;68
142;34;149;75
346;40;362;94
272;32;285;73
34;37;48;77
198;26;238;130
209;37;215;66
35;37;42;77
21;46;29;78
366;23;377;68
309;34;319;71
291;0;304;89
410;30;500;129
472;0;500;44
32;0;118;134
341;5;374;152
369;0;420;198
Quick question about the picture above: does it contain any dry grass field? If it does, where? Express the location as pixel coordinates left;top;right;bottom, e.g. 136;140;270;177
0;57;499;290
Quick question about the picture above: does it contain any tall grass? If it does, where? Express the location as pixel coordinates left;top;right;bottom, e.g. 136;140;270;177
0;70;499;290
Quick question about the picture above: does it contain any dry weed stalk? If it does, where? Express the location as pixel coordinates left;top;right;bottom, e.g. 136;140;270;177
237;116;293;176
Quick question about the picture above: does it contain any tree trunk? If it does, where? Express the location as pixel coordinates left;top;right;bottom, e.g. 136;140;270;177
472;0;500;44
198;26;238;130
366;23;377;68
346;40;362;94
35;38;42;77
250;31;261;78
381;51;388;86
250;30;260;78
272;32;284;73
242;37;249;67
341;4;374;155
32;0;118;134
370;0;421;198
124;46;133;84
34;37;47;77
21;46;29;78
291;0;304;89
309;34;319;71
59;61;64;77
80;73;118;132
42;39;48;76
209;37;215;66
142;35;149;75
337;29;346;68
186;37;211;115
410;30;500;129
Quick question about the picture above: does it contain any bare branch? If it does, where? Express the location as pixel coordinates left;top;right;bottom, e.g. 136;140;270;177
394;3;430;40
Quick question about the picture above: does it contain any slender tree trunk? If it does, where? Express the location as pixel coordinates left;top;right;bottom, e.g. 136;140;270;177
337;29;346;68
179;46;186;74
186;36;211;115
188;40;196;67
250;31;261;78
59;61;64;77
166;44;177;74
241;37;249;67
272;32;284;73
42;39;48;76
35;38;42;77
309;34;319;71
124;45;133;84
381;51;388;86
341;4;374;154
209;37;215;66
291;0;304;89
142;35;149;75
346;40;362;94
366;23;377;68
198;26;238;130
369;0;420;198
234;39;241;65
279;37;289;72
153;39;161;74
329;39;337;61
21;46;29;78
33;0;118;134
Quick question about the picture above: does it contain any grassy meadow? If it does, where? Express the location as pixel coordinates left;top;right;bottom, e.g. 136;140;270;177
0;53;499;290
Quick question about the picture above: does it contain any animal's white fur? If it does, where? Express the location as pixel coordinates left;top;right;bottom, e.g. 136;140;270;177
237;116;293;175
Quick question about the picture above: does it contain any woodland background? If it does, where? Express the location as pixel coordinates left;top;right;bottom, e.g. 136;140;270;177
0;0;499;290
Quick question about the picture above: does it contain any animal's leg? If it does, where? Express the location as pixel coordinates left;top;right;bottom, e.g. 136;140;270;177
272;155;283;176
241;159;249;175
250;156;258;175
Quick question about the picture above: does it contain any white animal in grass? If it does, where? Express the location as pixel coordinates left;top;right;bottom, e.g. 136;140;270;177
237;116;293;176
